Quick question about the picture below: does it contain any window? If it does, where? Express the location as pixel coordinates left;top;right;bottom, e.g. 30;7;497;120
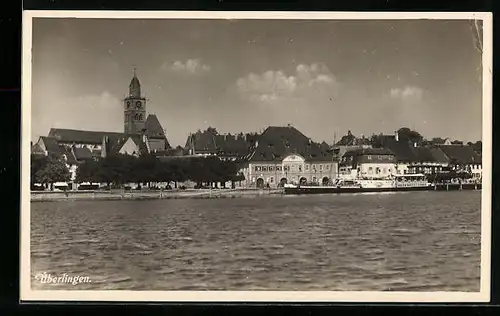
299;165;302;172
306;165;309;171
368;167;373;174
255;166;261;172
320;165;323;170
262;166;268;172
270;177;274;183
276;166;282;171
326;165;329;170
367;155;372;160
269;166;274;171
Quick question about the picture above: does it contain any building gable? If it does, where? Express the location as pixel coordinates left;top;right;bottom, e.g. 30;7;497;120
118;137;141;156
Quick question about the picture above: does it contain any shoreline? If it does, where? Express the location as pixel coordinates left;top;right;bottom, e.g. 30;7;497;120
31;188;284;202
30;184;481;202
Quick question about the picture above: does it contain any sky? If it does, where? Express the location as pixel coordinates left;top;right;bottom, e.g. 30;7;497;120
30;18;484;147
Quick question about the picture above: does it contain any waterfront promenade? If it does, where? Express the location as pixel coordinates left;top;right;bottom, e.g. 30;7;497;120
31;188;284;202
30;183;481;202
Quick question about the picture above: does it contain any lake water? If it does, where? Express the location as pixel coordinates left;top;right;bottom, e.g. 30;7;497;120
30;191;481;291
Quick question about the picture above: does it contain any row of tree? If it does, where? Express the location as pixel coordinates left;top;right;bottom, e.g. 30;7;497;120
30;153;246;189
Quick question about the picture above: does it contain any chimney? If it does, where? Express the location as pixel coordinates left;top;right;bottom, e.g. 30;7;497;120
395;131;399;142
255;140;259;147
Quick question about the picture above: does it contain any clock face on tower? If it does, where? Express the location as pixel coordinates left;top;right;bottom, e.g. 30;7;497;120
136;101;142;109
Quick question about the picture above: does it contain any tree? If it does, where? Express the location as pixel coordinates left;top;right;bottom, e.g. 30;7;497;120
35;156;71;189
397;127;423;145
75;159;100;183
206;126;218;135
370;134;384;148
430;137;446;145
451;140;463;145
31;154;48;186
95;154;128;187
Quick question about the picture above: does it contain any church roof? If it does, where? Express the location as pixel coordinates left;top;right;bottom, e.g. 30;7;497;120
129;135;150;155
145;114;169;145
129;73;141;98
72;146;94;161
48;128;124;145
107;134;149;156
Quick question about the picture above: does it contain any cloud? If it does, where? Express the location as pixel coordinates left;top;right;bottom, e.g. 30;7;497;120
32;91;123;140
166;58;212;75
236;63;339;104
390;86;424;101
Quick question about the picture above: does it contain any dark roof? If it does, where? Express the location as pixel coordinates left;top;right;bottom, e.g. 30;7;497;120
72;146;94;161
430;147;451;164
412;147;436;162
145;115;170;146
248;126;333;162
343;147;394;158
381;142;414;162
49;128;124;145
439;145;481;164
129;74;141;98
107;134;149;156
40;136;61;155
57;146;77;164
185;130;255;158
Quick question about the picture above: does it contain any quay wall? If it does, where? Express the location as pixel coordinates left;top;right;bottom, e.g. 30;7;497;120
30;188;284;202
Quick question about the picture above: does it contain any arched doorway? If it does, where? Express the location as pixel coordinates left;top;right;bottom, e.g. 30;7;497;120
256;178;265;189
322;177;330;186
299;177;308;185
279;178;288;187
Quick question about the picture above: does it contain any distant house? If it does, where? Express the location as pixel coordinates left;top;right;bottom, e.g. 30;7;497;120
333;130;373;159
184;128;257;161
340;148;396;179
438;145;482;180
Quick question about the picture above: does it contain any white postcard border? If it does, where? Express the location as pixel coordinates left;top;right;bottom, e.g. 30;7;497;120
20;10;493;303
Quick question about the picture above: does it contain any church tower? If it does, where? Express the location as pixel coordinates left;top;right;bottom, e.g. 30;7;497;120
124;68;146;135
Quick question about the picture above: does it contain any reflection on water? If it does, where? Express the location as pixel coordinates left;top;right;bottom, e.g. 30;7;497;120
31;191;481;291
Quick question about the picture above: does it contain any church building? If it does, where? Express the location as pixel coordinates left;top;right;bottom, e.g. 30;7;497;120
32;70;172;181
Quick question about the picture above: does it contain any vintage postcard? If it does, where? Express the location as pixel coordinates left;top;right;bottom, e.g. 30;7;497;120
21;11;492;302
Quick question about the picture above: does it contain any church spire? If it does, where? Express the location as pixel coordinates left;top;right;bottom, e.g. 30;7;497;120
129;67;141;98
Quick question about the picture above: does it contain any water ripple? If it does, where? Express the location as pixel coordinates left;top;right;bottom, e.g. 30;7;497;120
31;191;481;291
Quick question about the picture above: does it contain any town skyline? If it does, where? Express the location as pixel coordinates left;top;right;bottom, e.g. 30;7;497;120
31;18;483;147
